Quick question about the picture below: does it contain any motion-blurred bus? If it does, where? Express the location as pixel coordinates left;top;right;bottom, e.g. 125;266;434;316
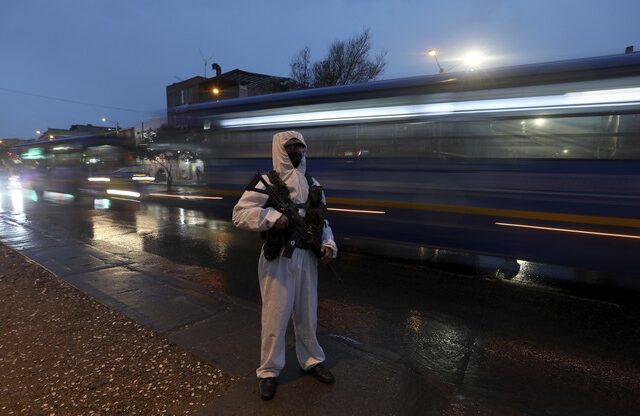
160;52;640;283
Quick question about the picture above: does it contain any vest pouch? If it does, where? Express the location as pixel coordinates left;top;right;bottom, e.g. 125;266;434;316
263;240;283;261
262;229;292;261
309;185;323;207
305;185;325;253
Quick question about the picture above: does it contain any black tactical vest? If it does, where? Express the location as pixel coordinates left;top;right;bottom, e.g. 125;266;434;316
261;170;327;260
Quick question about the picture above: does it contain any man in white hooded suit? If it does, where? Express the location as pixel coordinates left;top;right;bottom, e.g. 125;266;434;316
232;130;338;401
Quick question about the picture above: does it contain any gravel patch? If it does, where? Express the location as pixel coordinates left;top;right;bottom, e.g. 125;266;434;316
0;244;237;415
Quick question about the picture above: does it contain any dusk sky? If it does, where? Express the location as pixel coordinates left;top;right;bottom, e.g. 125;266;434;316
1;0;638;139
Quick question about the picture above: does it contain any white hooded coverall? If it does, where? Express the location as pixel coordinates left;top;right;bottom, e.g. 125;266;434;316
232;131;338;379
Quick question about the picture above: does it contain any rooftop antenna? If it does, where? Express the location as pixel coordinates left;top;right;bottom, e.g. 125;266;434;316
199;48;215;78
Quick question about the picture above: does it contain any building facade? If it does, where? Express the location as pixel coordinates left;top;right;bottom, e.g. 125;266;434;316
166;67;291;128
37;124;121;141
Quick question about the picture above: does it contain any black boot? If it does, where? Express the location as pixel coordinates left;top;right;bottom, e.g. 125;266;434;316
258;377;277;400
305;363;335;384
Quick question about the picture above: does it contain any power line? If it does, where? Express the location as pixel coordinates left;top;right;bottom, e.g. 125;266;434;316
0;86;164;115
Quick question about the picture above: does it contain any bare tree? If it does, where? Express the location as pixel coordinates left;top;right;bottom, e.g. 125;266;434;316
289;46;312;89
289;29;387;88
145;148;197;192
149;151;175;191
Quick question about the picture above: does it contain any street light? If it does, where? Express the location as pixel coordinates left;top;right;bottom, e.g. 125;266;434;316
101;117;120;135
427;48;487;74
426;49;445;74
462;50;486;70
212;87;221;102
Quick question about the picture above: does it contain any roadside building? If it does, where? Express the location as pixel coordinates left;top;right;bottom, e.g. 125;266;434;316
157;66;291;182
166;66;291;128
0;138;24;147
37;124;124;141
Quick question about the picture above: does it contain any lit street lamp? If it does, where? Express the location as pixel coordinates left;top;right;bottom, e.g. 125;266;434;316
462;50;486;70
211;87;221;102
427;48;487;74
427;49;444;74
101;117;120;135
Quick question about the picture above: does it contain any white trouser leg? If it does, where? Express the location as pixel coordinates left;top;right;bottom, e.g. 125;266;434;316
256;251;294;379
292;250;325;371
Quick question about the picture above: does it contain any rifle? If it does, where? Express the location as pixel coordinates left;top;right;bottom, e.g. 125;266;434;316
245;172;343;283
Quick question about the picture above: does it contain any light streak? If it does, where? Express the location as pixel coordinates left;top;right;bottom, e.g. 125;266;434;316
10;189;24;212
496;222;640;240
148;193;223;200
219;86;640;128
131;176;155;181
94;199;111;209
8;176;21;189
110;197;141;203
327;207;386;215
106;189;140;198
88;177;111;182
44;192;75;200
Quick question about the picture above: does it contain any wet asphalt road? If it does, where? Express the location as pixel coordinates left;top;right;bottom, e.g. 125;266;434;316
2;185;640;415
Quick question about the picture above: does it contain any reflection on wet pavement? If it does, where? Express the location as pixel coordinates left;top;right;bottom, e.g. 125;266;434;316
1;182;640;414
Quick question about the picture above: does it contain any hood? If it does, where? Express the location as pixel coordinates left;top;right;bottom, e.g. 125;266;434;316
272;130;307;175
271;130;308;204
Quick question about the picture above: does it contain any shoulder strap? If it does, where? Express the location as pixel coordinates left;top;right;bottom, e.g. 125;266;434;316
305;172;314;187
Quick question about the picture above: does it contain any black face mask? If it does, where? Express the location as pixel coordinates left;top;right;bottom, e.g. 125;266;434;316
287;150;304;168
285;142;306;168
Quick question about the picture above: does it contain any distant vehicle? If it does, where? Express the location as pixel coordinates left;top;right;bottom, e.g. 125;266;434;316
9;134;139;198
91;165;156;197
104;165;154;182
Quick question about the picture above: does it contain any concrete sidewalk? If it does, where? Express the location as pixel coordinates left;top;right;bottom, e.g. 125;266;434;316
0;216;452;415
